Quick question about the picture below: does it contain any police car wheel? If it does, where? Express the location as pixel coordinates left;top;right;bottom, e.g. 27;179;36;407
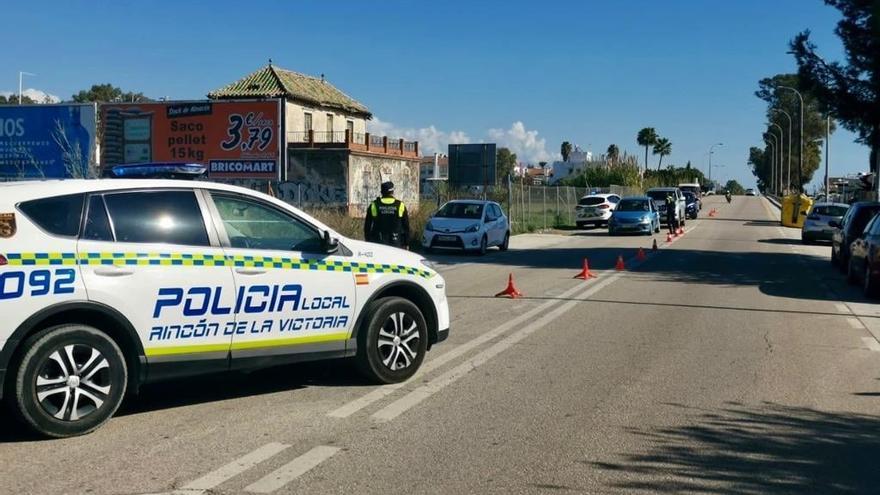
356;297;427;384
12;324;127;438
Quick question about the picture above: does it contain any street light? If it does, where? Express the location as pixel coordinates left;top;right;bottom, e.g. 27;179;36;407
769;122;785;194
708;142;723;189
18;71;36;104
765;133;778;196
770;108;792;195
778;86;804;193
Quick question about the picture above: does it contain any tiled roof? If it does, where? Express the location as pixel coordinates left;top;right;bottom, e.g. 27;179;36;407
208;64;371;117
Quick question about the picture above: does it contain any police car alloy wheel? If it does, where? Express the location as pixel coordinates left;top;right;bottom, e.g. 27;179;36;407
356;297;427;384
13;324;127;438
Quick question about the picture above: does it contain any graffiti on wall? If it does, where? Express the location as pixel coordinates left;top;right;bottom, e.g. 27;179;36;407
349;155;419;207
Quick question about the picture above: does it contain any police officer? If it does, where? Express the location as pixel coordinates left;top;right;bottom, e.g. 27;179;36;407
665;191;678;235
364;181;410;248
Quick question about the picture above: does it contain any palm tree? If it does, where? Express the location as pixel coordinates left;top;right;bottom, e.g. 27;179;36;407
636;128;657;170
560;141;573;162
606;144;620;166
653;137;672;169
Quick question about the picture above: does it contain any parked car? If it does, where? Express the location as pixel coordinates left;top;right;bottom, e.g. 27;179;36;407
608;196;661;235
423;200;509;254
683;191;700;219
847;212;880;296
745;189;757;196
575;194;620;228
677;183;702;202
645;187;687;226
831;201;880;270
801;202;848;244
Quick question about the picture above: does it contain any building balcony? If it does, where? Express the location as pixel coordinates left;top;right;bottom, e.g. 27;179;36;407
287;130;419;158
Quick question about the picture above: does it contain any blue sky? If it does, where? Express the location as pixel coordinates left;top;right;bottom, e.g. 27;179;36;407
0;0;868;189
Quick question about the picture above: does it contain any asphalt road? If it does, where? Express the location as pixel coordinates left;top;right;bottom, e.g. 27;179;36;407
2;195;880;494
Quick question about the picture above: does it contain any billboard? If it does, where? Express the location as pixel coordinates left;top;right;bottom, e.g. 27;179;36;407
100;100;283;179
0;103;97;179
448;143;496;187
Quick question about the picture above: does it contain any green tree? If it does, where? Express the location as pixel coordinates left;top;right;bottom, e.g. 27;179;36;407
755;74;834;192
0;94;36;104
560;141;572;162
496;147;517;183
71;83;149;103
652;137;672;169
637;127;658;170
725;180;746;195
606;144;620;165
748;145;772;192
790;1;880;190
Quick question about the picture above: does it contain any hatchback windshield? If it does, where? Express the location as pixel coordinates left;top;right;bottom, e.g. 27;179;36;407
812;205;848;217
617;199;650;212
435;202;484;219
578;196;606;206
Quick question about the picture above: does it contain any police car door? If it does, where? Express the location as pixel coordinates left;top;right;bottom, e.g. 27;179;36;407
77;189;236;378
205;191;355;366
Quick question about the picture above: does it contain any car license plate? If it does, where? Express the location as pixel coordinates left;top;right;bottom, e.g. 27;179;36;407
437;235;457;241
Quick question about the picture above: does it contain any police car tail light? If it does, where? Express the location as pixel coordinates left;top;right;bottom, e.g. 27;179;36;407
0;255;6;266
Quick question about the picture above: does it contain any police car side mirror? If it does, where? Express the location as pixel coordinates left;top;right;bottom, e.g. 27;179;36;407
322;230;339;254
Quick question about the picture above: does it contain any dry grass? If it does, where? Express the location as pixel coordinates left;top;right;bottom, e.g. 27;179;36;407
304;202;436;251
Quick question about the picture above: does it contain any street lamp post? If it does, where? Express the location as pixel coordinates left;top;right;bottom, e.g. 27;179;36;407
766;134;777;196
18;71;36;104
778;86;804;193
771;108;792;195
769;122;785;194
708;142;723;190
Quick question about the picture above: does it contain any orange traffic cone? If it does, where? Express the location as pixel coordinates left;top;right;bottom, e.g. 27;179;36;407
574;258;596;279
677;226;684;235
495;273;524;298
615;255;625;271
666;232;674;242
636;247;647;261
652;239;658;251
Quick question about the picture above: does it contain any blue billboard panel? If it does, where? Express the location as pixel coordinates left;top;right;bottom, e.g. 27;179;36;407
0;104;97;179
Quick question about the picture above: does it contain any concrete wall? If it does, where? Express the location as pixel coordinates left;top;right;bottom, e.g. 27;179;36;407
349;153;420;215
284;100;367;136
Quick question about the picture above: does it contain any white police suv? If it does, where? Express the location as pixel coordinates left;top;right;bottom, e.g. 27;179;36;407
0;172;449;437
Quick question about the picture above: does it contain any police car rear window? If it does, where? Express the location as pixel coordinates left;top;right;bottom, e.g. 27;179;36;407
18;193;85;237
103;191;210;246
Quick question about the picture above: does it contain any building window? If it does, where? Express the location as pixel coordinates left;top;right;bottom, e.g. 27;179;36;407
326;114;334;134
346;120;354;134
304;112;312;132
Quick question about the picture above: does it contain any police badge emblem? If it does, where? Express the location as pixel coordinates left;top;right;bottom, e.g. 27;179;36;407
0;213;16;238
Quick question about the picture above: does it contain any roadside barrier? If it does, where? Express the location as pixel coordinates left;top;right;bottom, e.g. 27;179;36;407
574;258;597;280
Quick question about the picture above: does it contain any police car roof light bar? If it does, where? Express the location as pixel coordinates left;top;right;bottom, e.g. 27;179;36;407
105;162;207;180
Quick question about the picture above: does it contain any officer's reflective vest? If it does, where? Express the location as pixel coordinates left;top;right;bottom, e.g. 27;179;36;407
369;197;406;244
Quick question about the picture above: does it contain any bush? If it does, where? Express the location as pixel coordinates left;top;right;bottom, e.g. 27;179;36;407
304;201;437;252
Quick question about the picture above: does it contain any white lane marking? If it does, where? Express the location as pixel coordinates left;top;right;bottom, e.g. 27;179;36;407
327;282;590;418
862;337;880;352
835;303;850;314
244;446;340;493
372;272;623;422
848;317;864;329
172;442;290;494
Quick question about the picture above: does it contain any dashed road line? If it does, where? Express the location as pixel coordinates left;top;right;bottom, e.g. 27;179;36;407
171;442;291;495
244;446;340;493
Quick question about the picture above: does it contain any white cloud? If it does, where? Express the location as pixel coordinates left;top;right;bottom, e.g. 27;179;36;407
368;117;470;156
369;118;555;163
0;88;61;103
488;121;555;164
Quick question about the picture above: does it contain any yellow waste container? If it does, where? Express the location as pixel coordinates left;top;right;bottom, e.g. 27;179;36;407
781;193;813;228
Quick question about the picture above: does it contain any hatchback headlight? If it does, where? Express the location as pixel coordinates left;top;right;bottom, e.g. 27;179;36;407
641;215;652;223
465;223;480;233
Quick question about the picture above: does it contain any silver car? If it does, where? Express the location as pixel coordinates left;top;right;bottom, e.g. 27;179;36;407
802;202;849;244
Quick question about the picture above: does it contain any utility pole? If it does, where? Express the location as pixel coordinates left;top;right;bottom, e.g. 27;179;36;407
825;115;830;199
778;86;804;193
766;134;777;196
708;142;723;190
771;108;792;195
769;122;784;195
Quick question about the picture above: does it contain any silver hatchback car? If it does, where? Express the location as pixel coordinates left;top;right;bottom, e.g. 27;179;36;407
802;202;849;244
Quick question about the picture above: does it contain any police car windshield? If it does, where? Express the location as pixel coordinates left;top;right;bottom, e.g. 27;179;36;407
436;202;484;219
617;199;650;212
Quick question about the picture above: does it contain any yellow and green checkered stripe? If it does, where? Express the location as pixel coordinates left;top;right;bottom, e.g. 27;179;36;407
2;252;433;278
